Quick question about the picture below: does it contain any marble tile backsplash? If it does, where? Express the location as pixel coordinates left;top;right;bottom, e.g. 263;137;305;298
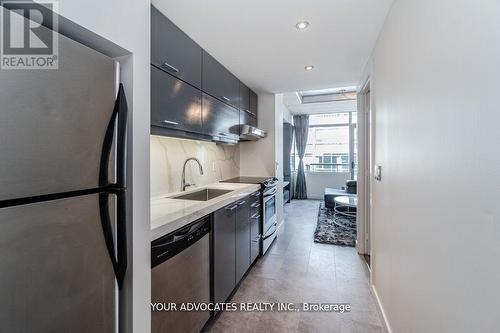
151;135;240;197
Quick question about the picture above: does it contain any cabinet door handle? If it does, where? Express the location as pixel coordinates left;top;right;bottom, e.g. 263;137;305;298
162;120;179;126
226;205;238;211
250;213;260;219
222;96;230;102
252;191;260;197
237;200;246;206
250;202;260;208
162;62;179;73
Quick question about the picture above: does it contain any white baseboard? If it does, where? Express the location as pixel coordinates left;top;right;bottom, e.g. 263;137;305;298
370;284;392;333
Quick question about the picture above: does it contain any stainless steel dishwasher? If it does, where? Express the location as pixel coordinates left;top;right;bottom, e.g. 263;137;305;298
151;216;211;333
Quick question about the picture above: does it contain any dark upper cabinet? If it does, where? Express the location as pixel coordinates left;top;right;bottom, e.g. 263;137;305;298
240;110;257;128
239;82;250;112
151;65;202;133
249;114;257;127
239;110;251;127
235;198;250;283
213;204;236;304
202;93;239;138
202;51;240;109
249;90;258;117
239;83;257;129
151;6;202;89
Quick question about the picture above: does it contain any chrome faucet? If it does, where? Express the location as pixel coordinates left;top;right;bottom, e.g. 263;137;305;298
181;157;204;191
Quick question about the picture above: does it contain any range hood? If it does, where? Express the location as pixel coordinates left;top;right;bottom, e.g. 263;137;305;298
212;132;238;145
239;125;267;141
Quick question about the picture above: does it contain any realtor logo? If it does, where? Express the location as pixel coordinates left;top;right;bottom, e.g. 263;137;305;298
1;1;58;69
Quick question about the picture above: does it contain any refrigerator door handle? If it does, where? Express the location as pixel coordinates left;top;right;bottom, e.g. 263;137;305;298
99;83;128;189
115;84;128;189
115;189;127;288
99;190;127;289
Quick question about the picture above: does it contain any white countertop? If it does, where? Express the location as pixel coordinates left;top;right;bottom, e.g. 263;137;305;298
151;182;260;240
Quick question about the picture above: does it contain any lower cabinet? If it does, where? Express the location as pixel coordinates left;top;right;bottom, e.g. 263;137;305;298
213;196;251;304
235;198;250;283
213;204;236;304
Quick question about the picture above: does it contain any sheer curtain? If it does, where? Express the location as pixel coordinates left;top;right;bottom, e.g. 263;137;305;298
293;115;309;199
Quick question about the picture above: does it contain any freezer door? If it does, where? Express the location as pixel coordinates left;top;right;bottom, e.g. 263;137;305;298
0;193;116;333
0;27;117;201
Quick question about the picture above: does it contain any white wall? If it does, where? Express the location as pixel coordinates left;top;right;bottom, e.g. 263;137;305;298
57;1;150;332
302;172;351;200
283;103;293;124
369;1;500;332
239;93;276;177
274;94;286;226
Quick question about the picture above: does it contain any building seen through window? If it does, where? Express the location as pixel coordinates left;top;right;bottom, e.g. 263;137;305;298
291;112;357;178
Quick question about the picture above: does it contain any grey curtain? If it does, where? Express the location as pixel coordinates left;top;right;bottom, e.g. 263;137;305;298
294;115;309;199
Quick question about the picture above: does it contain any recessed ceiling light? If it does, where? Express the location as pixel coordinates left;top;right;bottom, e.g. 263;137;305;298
295;21;310;30
304;65;314;71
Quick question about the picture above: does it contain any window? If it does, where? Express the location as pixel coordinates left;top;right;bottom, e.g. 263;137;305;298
292;112;357;177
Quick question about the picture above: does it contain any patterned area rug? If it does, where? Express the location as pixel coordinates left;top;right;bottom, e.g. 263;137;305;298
314;202;357;247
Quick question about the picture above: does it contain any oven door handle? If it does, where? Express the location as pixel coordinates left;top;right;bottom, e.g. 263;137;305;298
263;187;277;197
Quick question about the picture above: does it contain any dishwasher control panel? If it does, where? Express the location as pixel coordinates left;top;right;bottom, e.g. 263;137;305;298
151;216;210;268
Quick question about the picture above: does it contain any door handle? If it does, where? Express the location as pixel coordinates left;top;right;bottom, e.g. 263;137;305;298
162;62;179;73
222;96;230;102
264;187;277;197
226;205;238;211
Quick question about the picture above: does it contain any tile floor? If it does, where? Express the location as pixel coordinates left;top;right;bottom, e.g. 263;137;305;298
208;200;386;333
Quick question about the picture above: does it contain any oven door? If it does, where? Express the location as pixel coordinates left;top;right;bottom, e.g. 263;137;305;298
263;187;277;235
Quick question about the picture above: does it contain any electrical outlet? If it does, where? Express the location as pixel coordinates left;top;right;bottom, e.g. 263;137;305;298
374;165;382;181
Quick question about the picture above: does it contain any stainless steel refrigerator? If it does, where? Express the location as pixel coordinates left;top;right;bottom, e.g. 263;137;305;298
0;28;128;332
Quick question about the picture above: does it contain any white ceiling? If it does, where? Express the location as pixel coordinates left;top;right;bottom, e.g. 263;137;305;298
152;0;393;94
283;92;357;115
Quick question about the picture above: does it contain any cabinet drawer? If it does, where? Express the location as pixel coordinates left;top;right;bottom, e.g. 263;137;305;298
151;6;202;88
151;66;202;133
249;191;261;204
202;50;240;109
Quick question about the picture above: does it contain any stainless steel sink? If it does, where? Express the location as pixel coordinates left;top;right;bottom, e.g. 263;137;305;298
170;188;233;201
